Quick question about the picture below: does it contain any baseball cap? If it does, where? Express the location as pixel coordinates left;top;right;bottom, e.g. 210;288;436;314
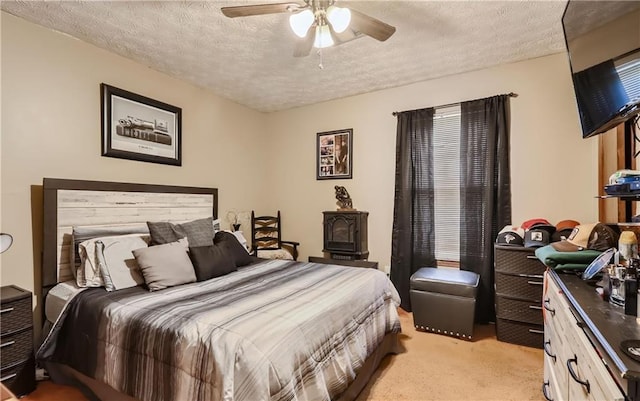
521;218;552;231
524;228;551;248
550;223;619;252
496;225;525;246
496;231;524;246
556;219;580;232
552;220;580;243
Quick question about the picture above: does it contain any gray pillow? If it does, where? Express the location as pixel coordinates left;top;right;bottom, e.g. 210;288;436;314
147;217;214;247
132;238;196;291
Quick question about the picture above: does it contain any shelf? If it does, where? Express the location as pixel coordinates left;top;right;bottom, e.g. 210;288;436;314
597;194;640;199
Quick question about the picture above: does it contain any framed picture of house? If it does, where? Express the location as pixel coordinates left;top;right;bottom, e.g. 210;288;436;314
101;83;182;166
316;128;353;180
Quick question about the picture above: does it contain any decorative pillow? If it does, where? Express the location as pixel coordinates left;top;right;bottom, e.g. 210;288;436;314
230;230;249;251
133;238;196;291
147;217;214;247
256;248;294;260
78;233;150;290
72;225;149;278
214;231;254;267
189;244;237;281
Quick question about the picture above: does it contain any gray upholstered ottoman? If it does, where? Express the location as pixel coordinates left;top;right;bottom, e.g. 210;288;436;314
410;267;480;340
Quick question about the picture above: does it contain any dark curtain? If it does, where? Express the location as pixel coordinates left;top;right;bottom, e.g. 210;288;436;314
459;95;512;323
390;108;436;312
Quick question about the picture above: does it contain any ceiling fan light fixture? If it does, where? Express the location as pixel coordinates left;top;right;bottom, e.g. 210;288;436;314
289;9;314;38
326;6;351;33
313;24;334;48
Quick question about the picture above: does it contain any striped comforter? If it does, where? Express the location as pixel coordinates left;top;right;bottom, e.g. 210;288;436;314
38;259;401;401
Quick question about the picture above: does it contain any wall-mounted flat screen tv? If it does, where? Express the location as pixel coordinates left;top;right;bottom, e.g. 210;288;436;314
562;1;640;138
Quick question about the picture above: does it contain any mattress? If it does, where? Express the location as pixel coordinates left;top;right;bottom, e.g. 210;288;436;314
38;259;402;401
45;280;85;324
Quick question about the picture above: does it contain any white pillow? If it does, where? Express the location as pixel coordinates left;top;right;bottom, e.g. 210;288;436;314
78;233;150;291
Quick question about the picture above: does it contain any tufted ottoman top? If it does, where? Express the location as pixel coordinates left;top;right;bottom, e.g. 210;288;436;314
410;267;479;298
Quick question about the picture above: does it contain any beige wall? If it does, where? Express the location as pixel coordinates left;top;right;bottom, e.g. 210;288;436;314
0;14;268;308
2;13;600;307
568;9;640;72
265;53;599;269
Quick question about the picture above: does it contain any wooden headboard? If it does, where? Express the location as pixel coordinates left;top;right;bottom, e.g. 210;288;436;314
42;178;218;292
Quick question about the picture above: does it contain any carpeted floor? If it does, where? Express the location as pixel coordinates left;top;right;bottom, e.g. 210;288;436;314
356;309;544;401
25;310;544;401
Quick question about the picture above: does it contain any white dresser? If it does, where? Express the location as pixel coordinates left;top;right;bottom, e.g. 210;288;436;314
543;270;640;401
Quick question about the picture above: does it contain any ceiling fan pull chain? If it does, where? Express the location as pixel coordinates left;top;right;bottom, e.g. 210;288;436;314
317;48;324;69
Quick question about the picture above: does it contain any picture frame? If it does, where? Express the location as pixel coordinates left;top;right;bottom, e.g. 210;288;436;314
316;128;353;180
101;83;182;166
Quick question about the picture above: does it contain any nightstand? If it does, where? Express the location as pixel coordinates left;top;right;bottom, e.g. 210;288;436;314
0;286;36;396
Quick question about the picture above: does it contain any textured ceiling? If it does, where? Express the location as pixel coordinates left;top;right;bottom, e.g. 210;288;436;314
2;0;571;113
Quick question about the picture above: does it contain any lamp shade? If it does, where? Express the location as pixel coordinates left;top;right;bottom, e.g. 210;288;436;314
326;6;351;33
314;24;334;49
0;233;13;254
289;9;314;38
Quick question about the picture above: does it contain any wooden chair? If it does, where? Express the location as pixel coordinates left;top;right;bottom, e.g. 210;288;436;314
251;211;299;261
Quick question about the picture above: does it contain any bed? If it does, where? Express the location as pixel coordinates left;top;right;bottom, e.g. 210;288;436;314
37;178;402;401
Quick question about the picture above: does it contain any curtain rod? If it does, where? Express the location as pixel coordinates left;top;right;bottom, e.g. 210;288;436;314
391;92;518;116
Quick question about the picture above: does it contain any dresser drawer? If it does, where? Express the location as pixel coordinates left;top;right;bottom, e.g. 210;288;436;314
0;355;35;397
496;295;543;325
544;352;567;401
0;328;32;367
0;297;31;335
0;286;34;398
564;320;625;401
495;271;544;301
495;245;546;275
496;318;544;348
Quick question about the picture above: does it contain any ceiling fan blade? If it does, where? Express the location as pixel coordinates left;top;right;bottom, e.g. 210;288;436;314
293;24;316;57
221;2;302;18
348;8;396;42
328;23;359;45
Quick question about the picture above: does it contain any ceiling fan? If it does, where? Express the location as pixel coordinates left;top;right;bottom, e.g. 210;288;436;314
221;0;396;57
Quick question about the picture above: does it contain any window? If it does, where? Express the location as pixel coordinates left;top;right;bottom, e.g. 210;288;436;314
433;105;461;264
616;56;640;105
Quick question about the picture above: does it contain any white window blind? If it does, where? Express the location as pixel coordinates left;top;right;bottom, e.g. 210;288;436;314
433;105;461;262
616;57;640;104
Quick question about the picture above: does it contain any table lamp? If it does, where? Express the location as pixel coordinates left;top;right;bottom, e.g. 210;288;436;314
0;233;13;253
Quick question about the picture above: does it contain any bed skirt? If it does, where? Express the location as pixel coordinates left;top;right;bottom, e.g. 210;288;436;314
43;332;401;401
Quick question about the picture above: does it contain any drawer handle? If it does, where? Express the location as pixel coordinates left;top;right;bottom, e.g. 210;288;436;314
528;280;543;286
0;307;14;314
542;380;554;401
526;255;539;260
529;328;544;335
529;305;543;310
543;299;555;316
0;373;17;382
567;356;590;394
0;340;15;348
543;340;556;363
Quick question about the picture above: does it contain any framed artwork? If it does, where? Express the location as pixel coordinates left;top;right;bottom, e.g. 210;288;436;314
101;83;182;166
316;128;353;180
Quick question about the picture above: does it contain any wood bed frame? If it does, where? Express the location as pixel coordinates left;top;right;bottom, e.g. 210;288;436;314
41;178;218;297
39;178;398;401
